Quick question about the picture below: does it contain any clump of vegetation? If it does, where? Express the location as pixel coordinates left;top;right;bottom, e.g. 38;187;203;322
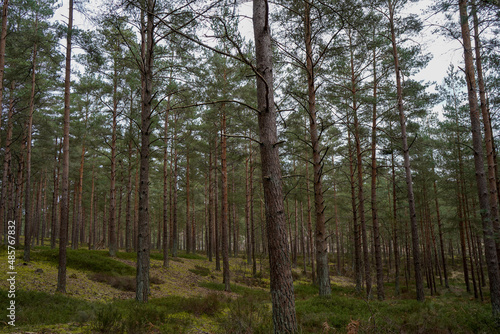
0;290;95;328
177;252;207;260
89;273;165;292
91;304;123;333
188;265;211;276
28;248;135;276
89;273;136;292
294;285;497;333
182;293;226;316
218;295;273;334
199;281;269;300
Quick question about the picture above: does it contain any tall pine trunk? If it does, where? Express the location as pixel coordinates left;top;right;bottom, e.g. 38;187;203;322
371;41;384;300
349;30;371;297
458;0;500;319
472;0;500;262
57;0;73;293
163;105;170;267
0;0;8;151
253;0;298;331
305;0;331;297
388;0;424;302
109;61;119;257
136;0;155;302
23;17;38;261
221;104;230;291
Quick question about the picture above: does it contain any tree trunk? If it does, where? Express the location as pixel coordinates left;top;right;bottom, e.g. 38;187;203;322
1;82;15;245
42;175;48;245
57;0;73;293
349;31;371;298
109;61;118;257
136;0;155;302
125;94;134;253
390;127;400;296
232;166;238;256
51;139;61;249
472;0;500;262
208;147;213;261
214;138;220;271
434;178;448;288
250;145;256;275
0;9;9;243
371;41;384;300
304;0;331;297
221;103;231;291
186;145;191;254
388;0;424;302
305;151;315;284
332;156;340;275
163;106;170;266
245;140;252;265
0;0;8;151
253;0;298;331
348;125;362;292
23;19;38;261
89;165;95;250
458;0;500;319
172;132;178;257
75;111;87;250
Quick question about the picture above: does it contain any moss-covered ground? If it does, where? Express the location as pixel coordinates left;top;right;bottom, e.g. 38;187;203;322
0;245;496;333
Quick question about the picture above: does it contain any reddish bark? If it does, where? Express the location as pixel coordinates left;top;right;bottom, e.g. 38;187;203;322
253;0;297;330
388;0;424;302
57;0;73;293
459;0;500;318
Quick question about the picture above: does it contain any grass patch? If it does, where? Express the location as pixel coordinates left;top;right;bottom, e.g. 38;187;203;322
0;289;96;328
89;273;165;292
91;294;226;333
89;273;136;292
218;294;273;334
188;265;211;276
294;284;497;333
177;251;207;260
28;248;135;276
200;281;269;300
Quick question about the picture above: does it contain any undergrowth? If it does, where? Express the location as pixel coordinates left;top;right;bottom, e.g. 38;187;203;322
26;248;135;276
1;247;496;333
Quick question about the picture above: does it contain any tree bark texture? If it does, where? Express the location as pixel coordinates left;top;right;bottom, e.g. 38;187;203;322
459;0;500;319
253;0;298;331
221;104;231;291
304;0;331;297
388;0;424;302
23;18;38;261
136;0;155;302
57;0;73;293
472;0;500;262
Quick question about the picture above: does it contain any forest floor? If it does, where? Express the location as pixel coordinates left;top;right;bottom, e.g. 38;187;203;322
0;245;497;333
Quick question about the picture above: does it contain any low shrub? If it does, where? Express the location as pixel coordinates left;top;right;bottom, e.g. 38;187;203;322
219;295;273;334
188;265;211;276
89;273;164;292
90;304;123;333
29;248;135;276
182;293;225;316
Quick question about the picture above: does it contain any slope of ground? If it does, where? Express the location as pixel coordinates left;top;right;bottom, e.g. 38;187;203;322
0;245;497;333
